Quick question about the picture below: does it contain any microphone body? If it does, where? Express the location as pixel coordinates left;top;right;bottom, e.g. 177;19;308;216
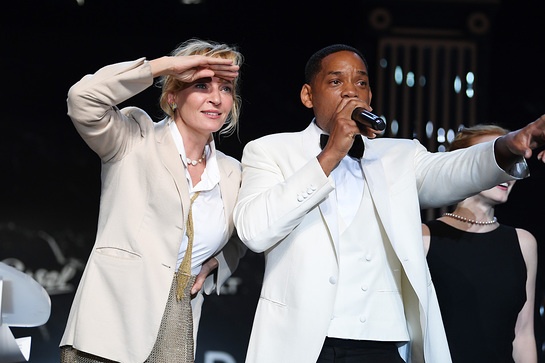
351;108;386;132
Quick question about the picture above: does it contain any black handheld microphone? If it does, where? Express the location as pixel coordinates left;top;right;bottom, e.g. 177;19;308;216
351;108;386;132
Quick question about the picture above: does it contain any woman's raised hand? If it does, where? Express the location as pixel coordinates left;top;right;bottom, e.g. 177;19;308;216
150;55;239;82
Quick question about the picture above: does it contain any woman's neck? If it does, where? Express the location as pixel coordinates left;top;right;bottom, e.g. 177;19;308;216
175;119;210;160
440;199;498;232
452;200;496;222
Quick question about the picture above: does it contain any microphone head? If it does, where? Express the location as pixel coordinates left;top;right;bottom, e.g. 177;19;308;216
351;108;387;132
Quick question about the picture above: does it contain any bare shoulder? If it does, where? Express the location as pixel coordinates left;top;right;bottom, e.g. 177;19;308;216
422;223;431;255
515;228;538;267
422;223;431;236
516;228;537;249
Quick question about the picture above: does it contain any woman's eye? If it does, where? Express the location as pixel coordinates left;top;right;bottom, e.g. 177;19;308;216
222;86;233;93
330;80;340;85
195;83;207;89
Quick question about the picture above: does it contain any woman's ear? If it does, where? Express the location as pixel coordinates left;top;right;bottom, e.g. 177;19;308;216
167;92;177;104
300;84;313;109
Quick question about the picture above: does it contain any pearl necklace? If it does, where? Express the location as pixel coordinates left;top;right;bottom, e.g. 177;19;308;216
443;212;498;226
186;151;206;166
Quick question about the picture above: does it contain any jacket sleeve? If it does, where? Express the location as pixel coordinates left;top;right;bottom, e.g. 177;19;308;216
203;232;247;295
66;58;154;162
412;138;528;209
233;138;335;253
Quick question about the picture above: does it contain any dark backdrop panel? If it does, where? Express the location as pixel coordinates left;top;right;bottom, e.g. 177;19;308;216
1;0;544;362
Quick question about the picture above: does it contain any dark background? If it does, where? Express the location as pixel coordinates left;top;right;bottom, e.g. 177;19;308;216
1;0;544;362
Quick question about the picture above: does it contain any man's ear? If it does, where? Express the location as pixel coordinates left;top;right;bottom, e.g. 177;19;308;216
300;84;313;109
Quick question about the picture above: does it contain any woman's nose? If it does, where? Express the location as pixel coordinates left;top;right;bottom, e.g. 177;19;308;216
208;87;221;105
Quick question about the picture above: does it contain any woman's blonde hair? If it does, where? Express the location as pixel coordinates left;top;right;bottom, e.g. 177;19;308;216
157;38;243;136
448;124;509;151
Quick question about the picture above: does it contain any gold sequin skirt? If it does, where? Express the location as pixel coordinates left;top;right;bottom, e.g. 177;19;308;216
60;275;196;363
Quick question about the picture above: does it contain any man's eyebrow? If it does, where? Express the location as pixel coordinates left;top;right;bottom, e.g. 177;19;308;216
326;70;368;76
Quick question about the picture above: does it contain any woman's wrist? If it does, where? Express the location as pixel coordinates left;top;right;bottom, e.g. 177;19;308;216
149;56;171;78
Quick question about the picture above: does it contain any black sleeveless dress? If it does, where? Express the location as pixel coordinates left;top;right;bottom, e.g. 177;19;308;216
425;220;527;363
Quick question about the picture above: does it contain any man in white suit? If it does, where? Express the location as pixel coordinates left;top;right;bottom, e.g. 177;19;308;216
233;44;545;363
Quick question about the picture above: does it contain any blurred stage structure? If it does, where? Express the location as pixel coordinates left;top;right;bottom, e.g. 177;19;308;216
0;262;51;362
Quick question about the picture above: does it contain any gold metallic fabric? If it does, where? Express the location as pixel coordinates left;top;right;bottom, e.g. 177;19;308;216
176;191;200;301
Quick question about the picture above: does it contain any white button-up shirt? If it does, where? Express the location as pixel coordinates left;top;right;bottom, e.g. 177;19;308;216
169;121;226;275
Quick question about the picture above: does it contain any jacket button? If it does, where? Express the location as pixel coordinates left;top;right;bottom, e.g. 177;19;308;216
329;276;337;284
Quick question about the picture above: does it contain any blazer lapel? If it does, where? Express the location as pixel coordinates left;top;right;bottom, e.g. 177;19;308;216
217;153;237;241
360;139;396;249
319;192;340;260
155;118;191;223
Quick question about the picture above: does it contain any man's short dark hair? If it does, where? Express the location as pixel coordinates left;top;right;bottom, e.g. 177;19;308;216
304;44;369;85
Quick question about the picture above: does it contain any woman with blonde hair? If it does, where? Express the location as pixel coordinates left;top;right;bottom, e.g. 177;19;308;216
423;124;537;362
60;39;246;363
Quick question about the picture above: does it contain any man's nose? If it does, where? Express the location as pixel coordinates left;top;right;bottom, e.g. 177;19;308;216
341;85;358;98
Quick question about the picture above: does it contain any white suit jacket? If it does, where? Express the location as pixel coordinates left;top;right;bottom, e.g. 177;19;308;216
60;59;245;362
234;122;526;363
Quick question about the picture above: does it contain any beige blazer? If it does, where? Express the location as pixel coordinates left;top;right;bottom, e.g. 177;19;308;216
60;59;245;362
233;122;526;363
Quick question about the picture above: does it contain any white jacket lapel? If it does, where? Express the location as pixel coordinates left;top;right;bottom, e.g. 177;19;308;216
360;139;395;249
155;119;191;222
